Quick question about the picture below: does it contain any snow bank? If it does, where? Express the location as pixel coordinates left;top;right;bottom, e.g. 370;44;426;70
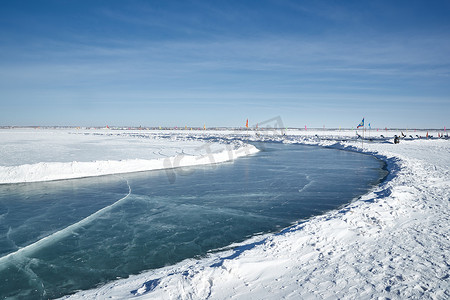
63;134;450;299
0;144;258;184
0;129;259;184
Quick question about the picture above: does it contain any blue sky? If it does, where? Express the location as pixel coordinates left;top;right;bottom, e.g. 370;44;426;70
1;0;449;128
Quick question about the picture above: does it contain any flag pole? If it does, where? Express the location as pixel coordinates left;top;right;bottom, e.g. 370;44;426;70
362;125;364;148
356;117;365;147
362;117;365;148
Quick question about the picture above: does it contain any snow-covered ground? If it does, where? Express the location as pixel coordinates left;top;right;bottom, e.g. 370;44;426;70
61;129;449;299
0;128;258;184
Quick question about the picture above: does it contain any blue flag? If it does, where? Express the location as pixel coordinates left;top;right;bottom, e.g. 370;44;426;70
357;118;364;128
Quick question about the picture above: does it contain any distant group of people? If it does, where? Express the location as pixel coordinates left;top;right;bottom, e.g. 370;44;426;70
393;131;448;144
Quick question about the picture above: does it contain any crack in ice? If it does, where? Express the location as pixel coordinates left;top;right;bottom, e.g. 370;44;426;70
0;177;132;270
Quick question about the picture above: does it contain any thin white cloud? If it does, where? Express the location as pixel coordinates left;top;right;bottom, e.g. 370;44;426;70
3;33;449;82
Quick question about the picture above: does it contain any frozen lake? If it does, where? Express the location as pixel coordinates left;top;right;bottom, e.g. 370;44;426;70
0;143;386;299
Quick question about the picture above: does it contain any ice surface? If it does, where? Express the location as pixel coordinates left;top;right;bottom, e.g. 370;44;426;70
0;143;383;299
62;129;449;300
0;179;131;265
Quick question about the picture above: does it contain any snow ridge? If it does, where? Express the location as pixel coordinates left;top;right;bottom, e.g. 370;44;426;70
0;144;259;184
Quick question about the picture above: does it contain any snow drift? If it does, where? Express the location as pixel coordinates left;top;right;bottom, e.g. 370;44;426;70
0;144;259;184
